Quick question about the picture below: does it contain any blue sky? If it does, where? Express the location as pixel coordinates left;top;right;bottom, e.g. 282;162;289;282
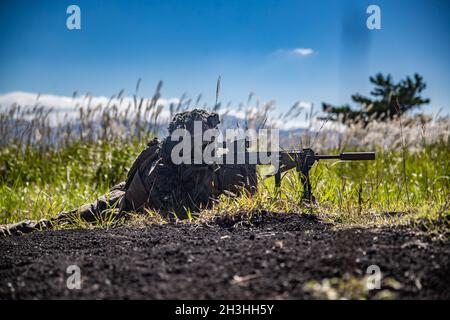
0;0;449;114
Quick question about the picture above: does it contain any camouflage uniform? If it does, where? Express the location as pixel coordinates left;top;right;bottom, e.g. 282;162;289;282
0;109;257;236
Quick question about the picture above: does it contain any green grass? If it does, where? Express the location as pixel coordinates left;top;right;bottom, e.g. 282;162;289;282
303;275;401;300
0;138;146;224
0;137;449;235
212;143;449;234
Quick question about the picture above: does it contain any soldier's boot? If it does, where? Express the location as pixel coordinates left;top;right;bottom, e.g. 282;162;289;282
0;219;52;237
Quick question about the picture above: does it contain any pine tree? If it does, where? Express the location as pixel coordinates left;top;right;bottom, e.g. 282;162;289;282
322;73;430;123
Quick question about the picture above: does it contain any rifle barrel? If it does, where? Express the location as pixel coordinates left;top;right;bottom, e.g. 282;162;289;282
315;152;376;161
217;151;375;164
315;155;340;160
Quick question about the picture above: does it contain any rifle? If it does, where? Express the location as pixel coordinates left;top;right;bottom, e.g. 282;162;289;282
215;140;375;203
273;148;375;203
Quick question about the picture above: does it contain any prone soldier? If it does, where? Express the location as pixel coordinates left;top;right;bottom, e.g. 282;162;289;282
0;109;257;236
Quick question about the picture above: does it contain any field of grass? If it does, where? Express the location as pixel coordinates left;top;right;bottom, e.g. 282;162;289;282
0;91;449;236
0;129;448;236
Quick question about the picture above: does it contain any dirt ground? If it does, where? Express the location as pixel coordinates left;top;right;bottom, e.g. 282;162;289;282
0;212;449;299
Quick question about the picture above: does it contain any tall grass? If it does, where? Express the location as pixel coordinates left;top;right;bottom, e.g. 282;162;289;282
0;83;448;234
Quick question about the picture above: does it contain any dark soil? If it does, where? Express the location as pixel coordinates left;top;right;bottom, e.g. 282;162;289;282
0;212;449;299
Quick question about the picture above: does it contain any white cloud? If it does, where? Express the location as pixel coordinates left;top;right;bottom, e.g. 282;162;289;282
0;91;313;130
0;91;179;126
0;91;179;113
271;48;315;59
290;48;315;56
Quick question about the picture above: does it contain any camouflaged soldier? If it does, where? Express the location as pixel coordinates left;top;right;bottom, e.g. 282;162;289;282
0;109;257;236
